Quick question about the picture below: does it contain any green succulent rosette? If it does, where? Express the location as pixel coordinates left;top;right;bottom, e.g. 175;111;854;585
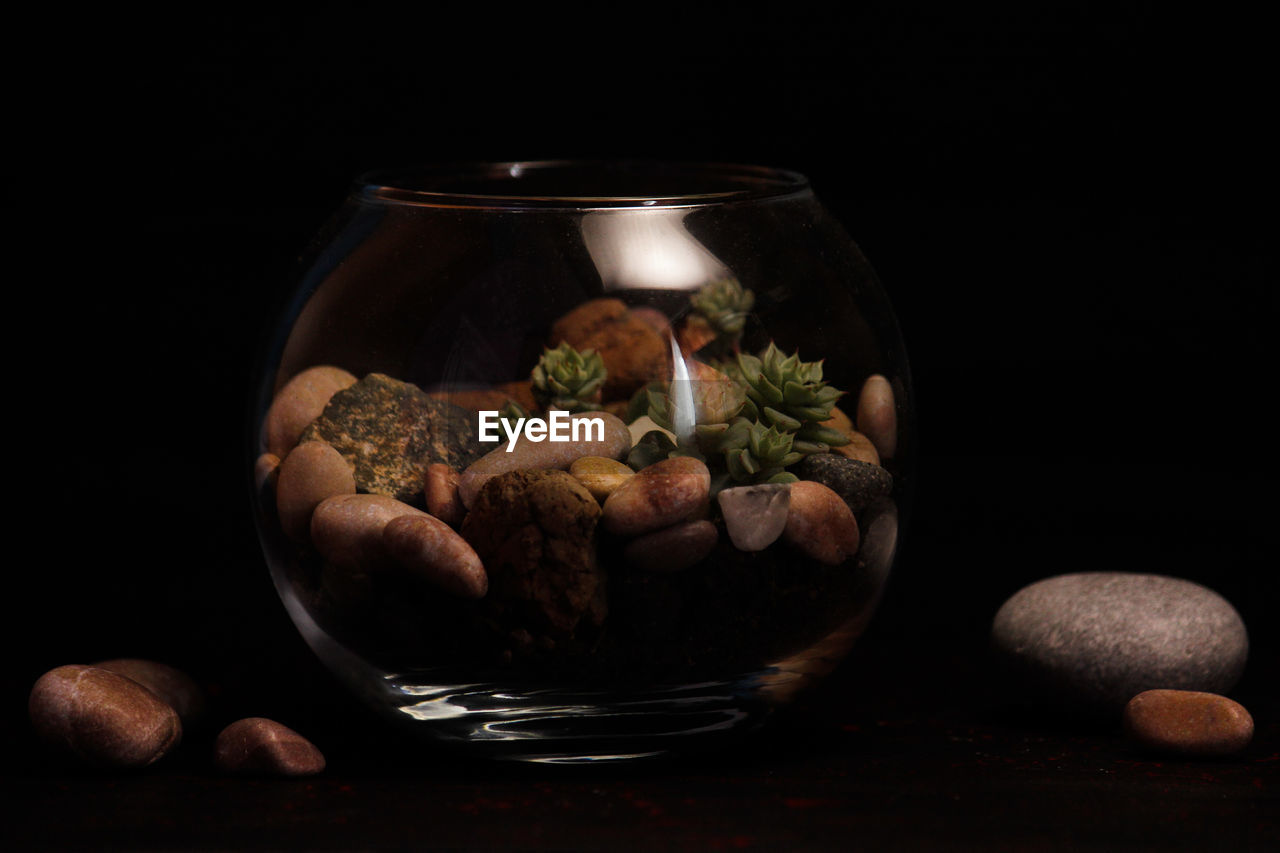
531;342;606;413
688;276;755;355
695;417;803;485
734;343;850;454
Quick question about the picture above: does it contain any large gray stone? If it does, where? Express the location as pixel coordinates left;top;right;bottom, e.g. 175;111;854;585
991;572;1248;714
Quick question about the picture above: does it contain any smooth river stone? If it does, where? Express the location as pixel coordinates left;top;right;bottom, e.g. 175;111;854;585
310;493;430;570
458;411;631;508
1123;689;1254;756
855;374;897;460
717;484;790;551
263;365;358;460
782;481;861;565
623;520;718;572
29;665;182;768
570;455;635;502
602;456;711;537
382;514;488;599
275;441;357;542
991;573;1249;713
94;658;205;727
213;718;325;777
423;463;465;526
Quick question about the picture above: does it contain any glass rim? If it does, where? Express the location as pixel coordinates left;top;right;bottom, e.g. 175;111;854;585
354;160;812;210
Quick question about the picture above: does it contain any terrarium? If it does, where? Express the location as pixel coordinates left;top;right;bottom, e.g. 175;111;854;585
251;161;912;762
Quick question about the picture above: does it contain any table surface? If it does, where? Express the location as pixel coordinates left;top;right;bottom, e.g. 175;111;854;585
5;638;1276;853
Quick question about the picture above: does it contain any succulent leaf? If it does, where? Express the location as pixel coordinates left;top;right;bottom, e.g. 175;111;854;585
686;276;755;355
531;342;607;414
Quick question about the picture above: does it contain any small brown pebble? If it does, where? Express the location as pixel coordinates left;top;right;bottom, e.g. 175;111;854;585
213;717;325;777
856;374;897;460
276;441;357;542
569;455;635;502
310;493;430;570
832;430;881;466
424;462;465;526
264;365;358;459
1123;689;1254;756
602;456;711;537
382;514;488;599
622;520;718;572
254;453;281;496
29;665;181;768
94;659;205;727
782;481;861;565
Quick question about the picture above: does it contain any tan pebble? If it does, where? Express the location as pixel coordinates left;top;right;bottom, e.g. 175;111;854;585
382;514;488;599
628;415;677;447
94;659;205;727
424;463;465;526
254;453;281;496
570;456;635;502
213;717;325;777
832;430;880;466
783;481;861;565
603;456;711;537
264;365;358;459
276;441;357;542
310;493;429;570
623;520;718;572
1123;689;1254;756
856;374;897;460
822;406;854;434
458;411;631;508
29;665;182;768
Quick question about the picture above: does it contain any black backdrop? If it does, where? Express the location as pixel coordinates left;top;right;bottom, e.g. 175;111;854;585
6;7;1273;747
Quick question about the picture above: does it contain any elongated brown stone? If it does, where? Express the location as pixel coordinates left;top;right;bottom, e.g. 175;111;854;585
1123;689;1253;756
94;658;205;727
213;718;325;776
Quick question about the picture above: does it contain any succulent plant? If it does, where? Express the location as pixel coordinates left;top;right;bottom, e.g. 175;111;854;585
531;342;606;413
695;417;803;485
685;276;755;356
733;343;849;453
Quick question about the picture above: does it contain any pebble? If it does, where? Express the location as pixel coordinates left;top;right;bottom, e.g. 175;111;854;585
213;717;325;777
990;573;1249;712
570;456;635;502
627;414;676;449
832;430;881;466
254;453;280;496
856;374;897;460
458;411;631;508
856;499;899;582
275;441;357;542
310;493;430;570
1123;689;1254;756
94;658;205;727
382;514;488;599
782;481;861;565
717;484;790;551
424;462;465;526
623;520;719;572
550;298;669;400
797;454;893;513
602;456;711;537
29;665;181;768
264;365;357;459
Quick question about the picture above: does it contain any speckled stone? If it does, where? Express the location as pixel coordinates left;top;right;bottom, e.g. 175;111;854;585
300;373;483;504
213;718;325;777
991;572;1249;713
796;454;893;513
1123;689;1253;756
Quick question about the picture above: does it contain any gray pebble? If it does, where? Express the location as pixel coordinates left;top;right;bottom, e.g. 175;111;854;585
991;572;1248;713
797;454;893;513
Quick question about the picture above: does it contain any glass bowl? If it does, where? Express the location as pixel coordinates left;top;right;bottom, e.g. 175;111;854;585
251;161;911;762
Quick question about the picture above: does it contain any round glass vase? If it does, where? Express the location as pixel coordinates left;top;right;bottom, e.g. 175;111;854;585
251;161;912;763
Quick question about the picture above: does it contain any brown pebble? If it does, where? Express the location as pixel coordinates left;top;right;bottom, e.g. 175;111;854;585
382;514;488;599
424;463;466;526
1123;689;1254;756
602;456;711;537
264;365;358;459
569;455;635;502
213;717;325;777
94;659;205;727
254;453;281;496
782;480;861;565
276;441;357;542
856;374;897;460
832;430;880;466
29;665;181;768
623;520;718;572
310;493;430;570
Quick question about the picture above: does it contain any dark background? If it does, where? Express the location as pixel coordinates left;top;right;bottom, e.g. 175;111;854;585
5;5;1275;849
